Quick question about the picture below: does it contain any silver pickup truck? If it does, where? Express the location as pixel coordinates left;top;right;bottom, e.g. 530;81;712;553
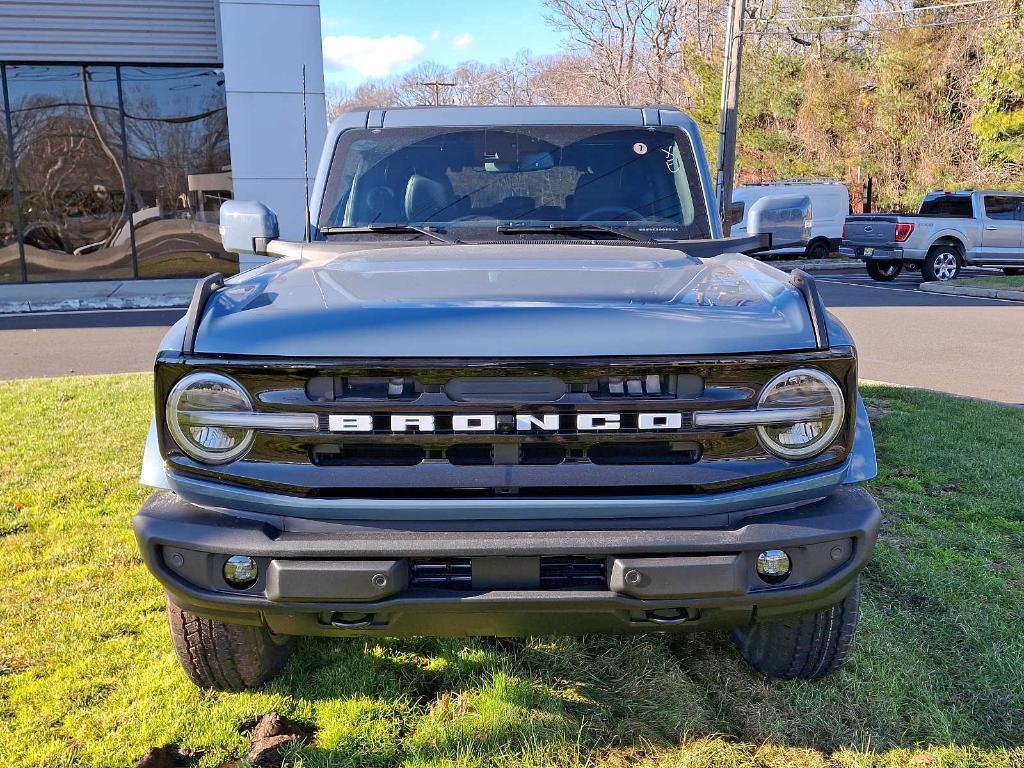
840;190;1024;281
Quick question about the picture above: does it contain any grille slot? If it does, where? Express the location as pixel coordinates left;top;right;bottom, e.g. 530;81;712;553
446;376;567;403
410;559;472;589
312;444;424;466
409;557;608;590
446;443;566;466
540;557;607;589
589;373;704;399
588;441;701;465
307;376;420;401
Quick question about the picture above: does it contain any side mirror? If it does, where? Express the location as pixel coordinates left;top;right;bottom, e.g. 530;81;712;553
745;194;812;248
219;200;279;255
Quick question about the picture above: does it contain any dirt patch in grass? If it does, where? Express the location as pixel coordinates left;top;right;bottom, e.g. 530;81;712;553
1;376;1024;767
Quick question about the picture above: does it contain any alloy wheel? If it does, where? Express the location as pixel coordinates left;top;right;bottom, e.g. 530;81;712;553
933;252;958;281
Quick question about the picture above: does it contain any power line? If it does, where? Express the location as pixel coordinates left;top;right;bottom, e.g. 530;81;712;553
759;0;994;24
749;12;1004;34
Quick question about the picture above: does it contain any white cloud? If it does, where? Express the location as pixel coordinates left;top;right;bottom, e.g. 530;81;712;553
430;29;441;42
322;34;424;78
451;33;474;50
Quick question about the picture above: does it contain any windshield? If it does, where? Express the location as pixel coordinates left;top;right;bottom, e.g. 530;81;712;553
317;125;713;239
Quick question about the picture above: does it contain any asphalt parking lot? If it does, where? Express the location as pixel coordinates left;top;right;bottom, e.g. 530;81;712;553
0;267;1021;403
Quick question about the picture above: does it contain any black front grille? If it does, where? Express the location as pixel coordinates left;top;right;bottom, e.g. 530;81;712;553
539;557;607;589
158;351;858;499
408;557;608;590
409;559;472;589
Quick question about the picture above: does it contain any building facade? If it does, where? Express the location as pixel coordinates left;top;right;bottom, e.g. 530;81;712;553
0;0;326;283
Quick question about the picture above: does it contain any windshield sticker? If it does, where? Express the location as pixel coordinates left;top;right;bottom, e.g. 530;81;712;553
663;146;680;173
633;142;648;155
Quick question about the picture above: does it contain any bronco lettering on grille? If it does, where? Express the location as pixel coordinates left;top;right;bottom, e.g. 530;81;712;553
326;413;685;433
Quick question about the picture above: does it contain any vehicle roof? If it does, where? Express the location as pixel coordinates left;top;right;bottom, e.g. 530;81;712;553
924;189;1024;196
337;104;698;131
736;180;846;187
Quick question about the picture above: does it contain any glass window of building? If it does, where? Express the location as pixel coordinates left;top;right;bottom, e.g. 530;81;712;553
0;76;19;283
6;65;133;281
120;66;236;279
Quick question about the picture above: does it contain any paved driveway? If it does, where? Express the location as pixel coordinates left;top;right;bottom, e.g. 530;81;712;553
814;271;1023;404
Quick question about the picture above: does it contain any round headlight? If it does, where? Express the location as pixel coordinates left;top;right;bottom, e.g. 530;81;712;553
756;368;845;459
166;372;255;464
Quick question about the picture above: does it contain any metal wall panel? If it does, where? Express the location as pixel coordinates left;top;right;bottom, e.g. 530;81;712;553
0;0;221;64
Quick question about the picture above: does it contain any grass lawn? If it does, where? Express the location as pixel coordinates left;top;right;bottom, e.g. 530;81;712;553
947;275;1024;290
1;375;1023;767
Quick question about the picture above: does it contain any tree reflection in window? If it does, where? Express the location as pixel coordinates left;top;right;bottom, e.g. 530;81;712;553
7;65;133;280
121;66;235;279
1;64;236;282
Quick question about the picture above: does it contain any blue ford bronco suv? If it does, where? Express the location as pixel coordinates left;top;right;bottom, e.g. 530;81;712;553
134;105;879;691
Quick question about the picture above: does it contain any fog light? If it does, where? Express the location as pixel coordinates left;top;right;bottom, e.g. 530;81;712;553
756;549;791;584
223;555;258;588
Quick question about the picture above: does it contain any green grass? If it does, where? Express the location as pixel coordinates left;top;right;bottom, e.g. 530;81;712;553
947;275;1024;290
1;376;1023;768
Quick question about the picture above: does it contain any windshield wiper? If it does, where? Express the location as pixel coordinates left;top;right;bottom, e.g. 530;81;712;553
494;223;649;242
320;224;458;244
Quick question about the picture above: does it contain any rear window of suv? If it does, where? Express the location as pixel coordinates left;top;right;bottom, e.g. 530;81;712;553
919;195;973;217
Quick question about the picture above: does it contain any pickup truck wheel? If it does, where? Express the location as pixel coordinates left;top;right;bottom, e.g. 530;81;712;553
923;247;961;281
866;260;902;281
166;600;296;691
729;578;860;679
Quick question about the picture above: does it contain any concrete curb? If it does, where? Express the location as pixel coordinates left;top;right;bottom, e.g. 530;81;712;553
919;281;1024;302
0;277;198;315
765;258;862;271
0;294;192;315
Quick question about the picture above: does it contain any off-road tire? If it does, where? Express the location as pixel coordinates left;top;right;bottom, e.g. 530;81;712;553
866;259;902;281
922;246;961;282
805;239;832;260
167;600;296;691
729;578;860;679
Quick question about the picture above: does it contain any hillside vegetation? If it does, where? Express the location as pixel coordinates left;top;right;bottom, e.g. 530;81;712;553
330;0;1024;212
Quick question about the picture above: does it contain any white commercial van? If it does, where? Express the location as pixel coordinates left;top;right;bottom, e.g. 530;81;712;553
731;181;850;259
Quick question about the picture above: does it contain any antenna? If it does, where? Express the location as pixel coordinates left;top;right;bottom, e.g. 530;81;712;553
302;63;310;243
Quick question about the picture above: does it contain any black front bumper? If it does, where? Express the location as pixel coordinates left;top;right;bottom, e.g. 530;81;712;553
134;486;880;637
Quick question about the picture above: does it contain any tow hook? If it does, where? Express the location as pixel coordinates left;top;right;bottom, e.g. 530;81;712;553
641;608;692;625
328;612;376;629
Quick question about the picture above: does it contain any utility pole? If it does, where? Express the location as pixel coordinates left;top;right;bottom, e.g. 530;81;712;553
418;81;456;106
715;0;747;236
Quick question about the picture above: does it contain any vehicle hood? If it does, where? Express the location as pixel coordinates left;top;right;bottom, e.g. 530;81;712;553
192;243;818;357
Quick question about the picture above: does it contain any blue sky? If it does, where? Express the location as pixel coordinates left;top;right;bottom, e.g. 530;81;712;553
319;0;569;89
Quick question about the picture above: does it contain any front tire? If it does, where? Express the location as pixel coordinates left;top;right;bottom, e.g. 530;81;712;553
1003;268;1024;276
866;260;902;281
922;246;961;281
167;600;296;691
730;578;860;679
